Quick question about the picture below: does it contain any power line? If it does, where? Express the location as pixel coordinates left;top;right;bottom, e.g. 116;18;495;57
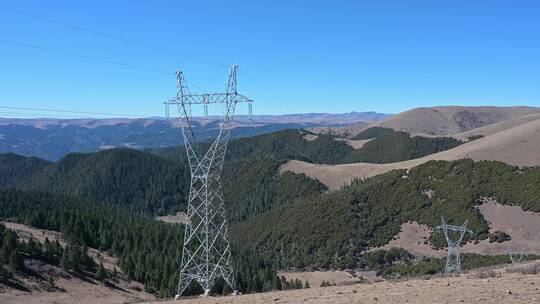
0;106;151;118
0;4;229;69
0;111;105;119
0;39;174;76
238;68;292;109
237;69;276;98
0;5;296;124
0;4;285;102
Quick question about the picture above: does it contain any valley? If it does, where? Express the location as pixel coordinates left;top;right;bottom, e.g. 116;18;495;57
2;1;539;302
1;106;540;303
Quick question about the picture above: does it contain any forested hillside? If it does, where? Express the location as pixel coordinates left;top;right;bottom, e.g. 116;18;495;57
222;158;327;223
0;145;326;221
1;128;540;298
157;127;464;165
0;149;190;215
0;154;49;187
232;159;540;269
343;127;464;163
0;190;281;297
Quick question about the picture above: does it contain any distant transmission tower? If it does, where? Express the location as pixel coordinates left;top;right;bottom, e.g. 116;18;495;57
165;65;253;298
436;217;473;274
505;249;526;264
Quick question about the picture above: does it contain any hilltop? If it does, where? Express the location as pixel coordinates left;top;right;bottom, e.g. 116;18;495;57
284;106;540;189
362;106;540;136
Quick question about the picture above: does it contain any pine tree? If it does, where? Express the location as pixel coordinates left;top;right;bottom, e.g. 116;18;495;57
272;274;282;290
280;275;288;289
96;262;107;283
60;248;70;269
8;250;24;272
47;276;55;288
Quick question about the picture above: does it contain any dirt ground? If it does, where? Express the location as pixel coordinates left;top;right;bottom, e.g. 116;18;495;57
0;276;155;304
153;263;540;304
335;138;372;149
278;270;360;288
369;200;540;258
156;212;189;224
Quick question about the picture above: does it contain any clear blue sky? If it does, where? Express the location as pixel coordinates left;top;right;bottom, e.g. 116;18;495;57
0;0;539;117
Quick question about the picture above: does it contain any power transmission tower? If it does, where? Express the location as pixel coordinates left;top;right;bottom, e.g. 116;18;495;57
165;65;253;298
436;217;473;274
505;249;526;264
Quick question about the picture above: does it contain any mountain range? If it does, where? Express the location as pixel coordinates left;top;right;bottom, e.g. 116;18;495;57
0;112;390;161
1;105;540;303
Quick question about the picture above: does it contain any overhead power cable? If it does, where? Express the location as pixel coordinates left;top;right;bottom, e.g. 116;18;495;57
0;111;87;118
0;4;288;103
0;106;149;118
0;4;229;69
0;39;174;76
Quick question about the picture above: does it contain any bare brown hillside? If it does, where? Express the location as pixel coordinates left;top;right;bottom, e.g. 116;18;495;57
368;106;540;137
451;112;540;140
307;121;370;137
282;117;540;190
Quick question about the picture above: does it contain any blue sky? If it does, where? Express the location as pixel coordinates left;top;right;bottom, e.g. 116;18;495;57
0;1;539;117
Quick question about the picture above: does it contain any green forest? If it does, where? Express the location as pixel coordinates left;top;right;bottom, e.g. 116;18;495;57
343;127;464;163
232;159;540;269
0;128;539;297
0;190;280;297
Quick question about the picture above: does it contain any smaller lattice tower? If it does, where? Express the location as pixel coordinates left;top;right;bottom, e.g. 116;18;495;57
436;217;474;274
505;249;526;264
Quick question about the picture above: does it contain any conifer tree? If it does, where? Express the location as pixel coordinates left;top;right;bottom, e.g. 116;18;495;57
96;262;107;283
8;250;24;271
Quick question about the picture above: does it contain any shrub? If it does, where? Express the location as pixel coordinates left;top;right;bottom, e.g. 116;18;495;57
489;231;511;243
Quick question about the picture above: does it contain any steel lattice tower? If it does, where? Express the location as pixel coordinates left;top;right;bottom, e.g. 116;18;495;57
436;217;473;274
165;65;253;298
505;249;526;264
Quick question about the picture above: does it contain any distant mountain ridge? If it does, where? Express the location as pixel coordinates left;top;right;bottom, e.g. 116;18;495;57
0;112;390;160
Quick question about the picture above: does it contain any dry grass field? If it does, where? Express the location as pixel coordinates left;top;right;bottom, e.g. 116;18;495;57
154;262;540;304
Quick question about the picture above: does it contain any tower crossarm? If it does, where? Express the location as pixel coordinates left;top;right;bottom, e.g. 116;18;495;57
165;93;253;105
435;224;473;234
